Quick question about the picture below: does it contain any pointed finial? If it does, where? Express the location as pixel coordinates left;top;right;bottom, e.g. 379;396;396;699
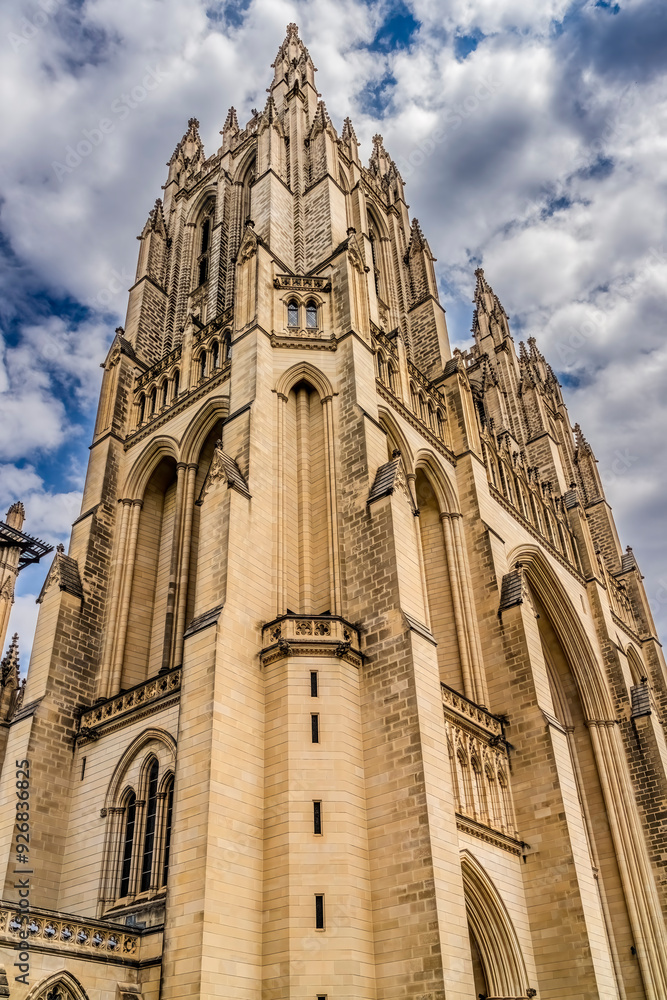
341;117;359;145
56;543;65;553
286;22;299;39
188;117;200;131
221;107;239;135
1;633;19;683
5;501;26;531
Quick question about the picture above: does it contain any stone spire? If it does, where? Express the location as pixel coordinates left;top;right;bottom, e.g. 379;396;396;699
1;633;19;686
405;218;437;306
472;267;511;346
270;22;317;100
0;632;20;722
168;117;205;168
5;502;25;531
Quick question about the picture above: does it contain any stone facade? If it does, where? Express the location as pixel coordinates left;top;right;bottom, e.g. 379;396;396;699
1;23;666;1000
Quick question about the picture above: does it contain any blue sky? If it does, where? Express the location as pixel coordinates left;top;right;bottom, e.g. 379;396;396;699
1;0;667;664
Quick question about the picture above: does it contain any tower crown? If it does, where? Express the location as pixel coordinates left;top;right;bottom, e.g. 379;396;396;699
270;23;316;104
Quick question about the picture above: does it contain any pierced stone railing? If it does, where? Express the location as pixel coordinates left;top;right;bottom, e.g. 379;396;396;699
260;615;362;668
78;668;181;736
0;907;139;957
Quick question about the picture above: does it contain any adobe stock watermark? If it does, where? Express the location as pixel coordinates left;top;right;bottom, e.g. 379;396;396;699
395;74;502;181
8;0;65;53
598;448;638;490
51;65;169;182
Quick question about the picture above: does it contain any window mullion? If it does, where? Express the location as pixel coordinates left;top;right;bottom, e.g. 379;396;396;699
129;797;147;898
150;791;168;893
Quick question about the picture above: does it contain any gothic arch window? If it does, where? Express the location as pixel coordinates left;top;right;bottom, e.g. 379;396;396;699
160;380;169;409
101;737;175;912
376;351;386;383
305;301;318;329
410;382;419;414
149;387;157;418
172;369;180;400
27;971;90;1000
287;300;299;328
222;329;232;361
388;362;398;395
199;350;208;381
435;408;445;439
138;393;146;426
211;340;220;370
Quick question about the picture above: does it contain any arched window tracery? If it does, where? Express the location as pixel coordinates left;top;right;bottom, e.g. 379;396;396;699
287;300;299;328
101;740;175;912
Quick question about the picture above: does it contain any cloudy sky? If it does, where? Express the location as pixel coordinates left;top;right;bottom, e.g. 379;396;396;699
1;0;666;665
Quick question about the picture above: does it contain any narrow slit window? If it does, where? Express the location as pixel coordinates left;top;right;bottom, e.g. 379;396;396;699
310;671;318;697
311;714;319;744
80;757;86;781
315;894;325;929
313;800;322;835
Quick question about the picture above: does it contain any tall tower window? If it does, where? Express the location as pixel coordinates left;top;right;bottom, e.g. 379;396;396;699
313;800;322;835
119;792;137;898
310;671;318;697
311;714;320;743
288;301;299;327
196;211;213;287
140;759;159;892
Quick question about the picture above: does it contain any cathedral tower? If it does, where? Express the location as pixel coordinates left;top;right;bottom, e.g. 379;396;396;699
1;25;667;1000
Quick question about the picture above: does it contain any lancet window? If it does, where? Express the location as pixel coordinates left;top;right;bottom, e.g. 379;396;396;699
101;743;175;912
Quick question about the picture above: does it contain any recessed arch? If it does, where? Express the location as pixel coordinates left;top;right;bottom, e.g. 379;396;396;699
414;449;459;513
377;407;414;473
26;971;90;1000
125;435;179;499
507;544;614;719
626;644;647;685
461;849;528;999
184;185;218;227
276;361;335;401
180;398;229;464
